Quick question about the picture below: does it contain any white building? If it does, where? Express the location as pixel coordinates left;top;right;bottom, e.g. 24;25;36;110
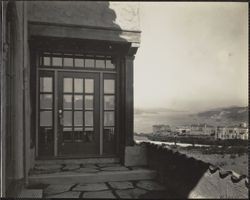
216;124;248;140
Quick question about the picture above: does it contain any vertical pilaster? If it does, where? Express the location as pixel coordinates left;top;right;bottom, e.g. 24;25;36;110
124;55;135;146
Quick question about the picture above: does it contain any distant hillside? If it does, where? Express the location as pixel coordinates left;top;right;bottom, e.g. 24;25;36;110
194;106;248;126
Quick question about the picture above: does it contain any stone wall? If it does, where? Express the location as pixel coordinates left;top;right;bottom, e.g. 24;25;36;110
143;142;248;199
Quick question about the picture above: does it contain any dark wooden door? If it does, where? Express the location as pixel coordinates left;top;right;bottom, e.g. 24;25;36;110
58;72;100;156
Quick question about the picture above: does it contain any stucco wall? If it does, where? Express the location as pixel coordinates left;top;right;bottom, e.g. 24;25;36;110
27;1;140;32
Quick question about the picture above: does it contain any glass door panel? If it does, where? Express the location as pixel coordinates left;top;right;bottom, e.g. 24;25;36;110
58;72;99;156
103;74;116;155
38;72;54;156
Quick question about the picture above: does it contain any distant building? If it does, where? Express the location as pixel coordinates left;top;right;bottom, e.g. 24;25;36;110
153;125;171;133
175;126;191;135
190;123;216;136
216;124;248;140
152;124;174;136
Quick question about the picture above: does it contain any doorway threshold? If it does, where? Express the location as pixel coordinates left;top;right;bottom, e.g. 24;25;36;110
35;157;120;165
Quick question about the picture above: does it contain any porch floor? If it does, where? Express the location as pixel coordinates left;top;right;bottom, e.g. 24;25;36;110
26;163;170;198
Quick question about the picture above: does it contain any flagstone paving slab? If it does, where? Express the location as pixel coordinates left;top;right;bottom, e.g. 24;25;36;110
62;164;80;171
115;188;148;199
97;163;122;168
83;164;99;169
101;166;129;171
43;184;73;196
108;181;134;189
83;190;116;198
73;183;108;191
35;164;62;171
47;191;80;198
18;189;43;198
136;180;166;191
74;168;100;173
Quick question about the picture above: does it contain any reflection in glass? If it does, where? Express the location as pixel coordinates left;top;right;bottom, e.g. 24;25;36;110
85;95;93;110
85;79;94;93
75;58;84;67
39;127;53;145
40;111;52;126
85;111;93;126
104;79;115;94
40;94;53;109
74;127;83;142
96;58;105;68
52;57;62;66
104;96;115;110
104;127;115;142
63;127;72;142
63;111;72;126
64;57;73;67
63;78;72;93
104;111;114;126
74;95;83;109
74;111;83;126
63;95;72;109
106;59;115;69
74;78;83;93
43;57;50;66
40;77;52;92
85;127;94;142
85;58;94;68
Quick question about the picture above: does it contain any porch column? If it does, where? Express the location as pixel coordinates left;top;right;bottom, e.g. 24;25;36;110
124;43;139;146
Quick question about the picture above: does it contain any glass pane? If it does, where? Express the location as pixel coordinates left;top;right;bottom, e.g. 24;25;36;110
74;111;83;126
104;127;115;142
104;96;115;110
85;79;94;93
43;57;50;66
106;59;115;69
40;77;52;92
52;57;62;66
39;127;53;145
85;111;93;126
74;127;83;142
40;94;52;109
64;78;72;93
84;127;94;142
85;95;93;110
40;111;52;126
104;79;115;94
63;111;72;126
63;95;72;109
96;58;105;68
75;58;84;67
74;95;83;109
64;57;73;67
74;78;83;93
104;111;114;126
63;127;72;142
85;58;94;68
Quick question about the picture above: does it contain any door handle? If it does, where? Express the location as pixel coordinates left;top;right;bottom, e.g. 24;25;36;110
58;109;64;126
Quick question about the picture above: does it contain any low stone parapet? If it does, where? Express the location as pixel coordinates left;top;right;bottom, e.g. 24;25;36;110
141;142;248;199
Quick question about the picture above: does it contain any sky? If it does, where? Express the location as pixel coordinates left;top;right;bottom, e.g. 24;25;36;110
134;2;248;112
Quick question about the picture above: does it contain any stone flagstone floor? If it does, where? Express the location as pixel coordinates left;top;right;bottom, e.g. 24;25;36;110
28;163;170;198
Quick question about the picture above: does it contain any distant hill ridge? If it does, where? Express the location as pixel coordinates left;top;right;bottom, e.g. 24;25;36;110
195;106;248;125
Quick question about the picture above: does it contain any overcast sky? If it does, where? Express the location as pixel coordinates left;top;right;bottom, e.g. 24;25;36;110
134;2;248;112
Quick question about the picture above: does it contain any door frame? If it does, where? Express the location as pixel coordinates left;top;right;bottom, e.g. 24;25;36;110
35;63;119;159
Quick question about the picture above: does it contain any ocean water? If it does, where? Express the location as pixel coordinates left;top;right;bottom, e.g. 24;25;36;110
134;111;197;133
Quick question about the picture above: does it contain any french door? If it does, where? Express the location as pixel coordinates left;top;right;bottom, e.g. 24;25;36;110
38;70;117;158
58;72;100;156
